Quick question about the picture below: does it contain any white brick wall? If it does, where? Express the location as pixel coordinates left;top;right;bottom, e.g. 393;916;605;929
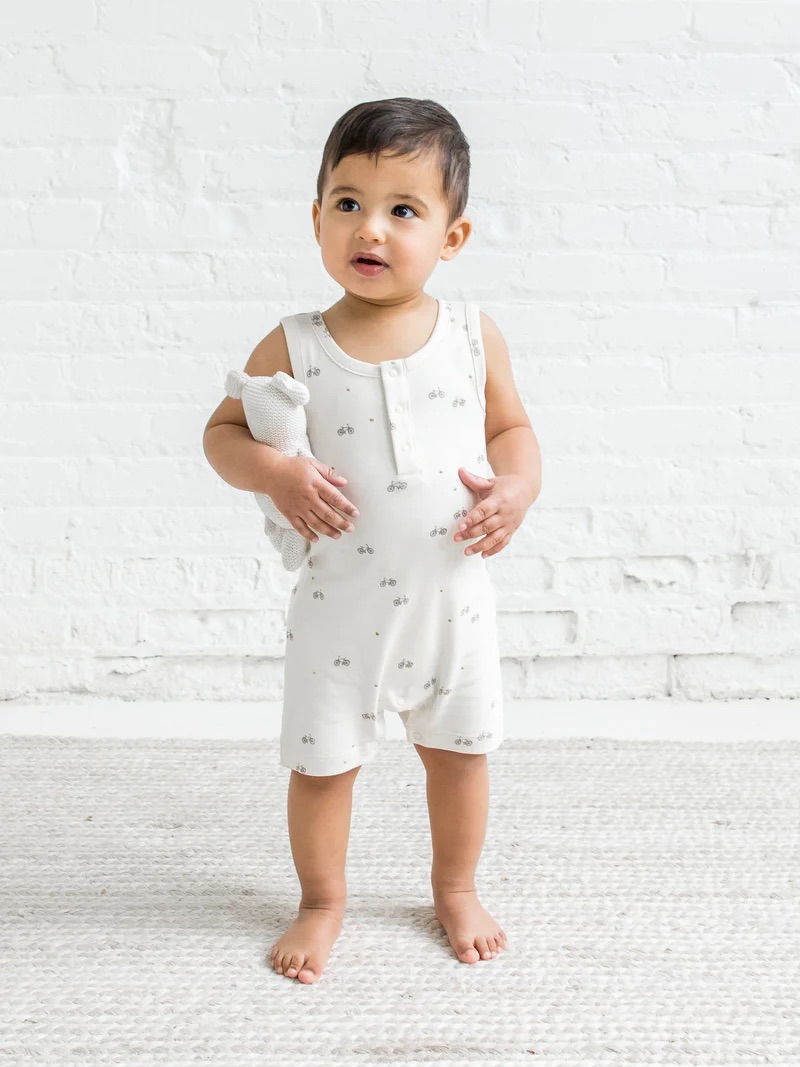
1;1;799;703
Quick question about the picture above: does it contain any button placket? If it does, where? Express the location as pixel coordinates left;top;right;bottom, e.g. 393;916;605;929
380;361;422;475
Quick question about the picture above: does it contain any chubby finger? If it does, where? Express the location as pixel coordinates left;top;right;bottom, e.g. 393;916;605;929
290;515;320;543
322;486;360;519
466;530;511;558
454;510;502;543
324;465;347;483
312;502;356;536
455;501;498;539
307;509;349;539
308;457;348;485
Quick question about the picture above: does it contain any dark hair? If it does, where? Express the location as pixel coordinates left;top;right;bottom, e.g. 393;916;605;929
316;97;470;227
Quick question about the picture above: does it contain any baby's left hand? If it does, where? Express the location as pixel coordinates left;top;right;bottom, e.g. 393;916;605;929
453;468;531;558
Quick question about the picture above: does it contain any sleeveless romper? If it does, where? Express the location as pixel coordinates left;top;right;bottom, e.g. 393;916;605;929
278;297;504;776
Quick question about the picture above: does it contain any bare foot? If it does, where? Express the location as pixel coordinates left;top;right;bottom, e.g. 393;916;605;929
268;903;344;984
433;888;508;964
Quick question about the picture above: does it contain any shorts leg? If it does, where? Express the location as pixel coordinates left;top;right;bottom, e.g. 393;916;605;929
396;588;504;755
398;693;504;756
280;703;387;776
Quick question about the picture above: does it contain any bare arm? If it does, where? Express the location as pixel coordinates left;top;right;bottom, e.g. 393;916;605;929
202;323;359;541
204;423;290;494
202;323;294;494
482;311;541;507
453;311;541;559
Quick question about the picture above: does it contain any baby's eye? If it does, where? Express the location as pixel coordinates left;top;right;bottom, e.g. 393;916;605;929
334;198;416;219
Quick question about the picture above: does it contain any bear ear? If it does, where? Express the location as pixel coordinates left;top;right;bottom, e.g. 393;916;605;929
224;369;249;399
272;371;310;406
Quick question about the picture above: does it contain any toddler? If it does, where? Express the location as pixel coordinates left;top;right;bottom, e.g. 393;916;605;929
203;97;541;984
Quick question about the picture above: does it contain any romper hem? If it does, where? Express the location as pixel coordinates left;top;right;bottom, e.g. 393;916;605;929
280;738;380;777
404;728;504;755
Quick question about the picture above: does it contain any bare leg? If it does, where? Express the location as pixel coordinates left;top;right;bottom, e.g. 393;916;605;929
414;744;507;964
268;763;360;983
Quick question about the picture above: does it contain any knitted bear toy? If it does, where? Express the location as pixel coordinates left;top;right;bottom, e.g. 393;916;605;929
224;368;314;571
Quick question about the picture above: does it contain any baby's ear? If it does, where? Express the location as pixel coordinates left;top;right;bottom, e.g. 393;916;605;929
272;371;310;406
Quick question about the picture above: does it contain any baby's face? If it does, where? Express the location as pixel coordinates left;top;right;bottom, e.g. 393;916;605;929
312;150;469;299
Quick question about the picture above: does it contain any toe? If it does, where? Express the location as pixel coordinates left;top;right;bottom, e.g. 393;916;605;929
487;936;498;955
298;965;319;983
285;953;304;977
457;941;480;963
475;936;491;960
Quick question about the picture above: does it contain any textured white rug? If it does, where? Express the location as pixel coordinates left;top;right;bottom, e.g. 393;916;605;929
1;735;799;1066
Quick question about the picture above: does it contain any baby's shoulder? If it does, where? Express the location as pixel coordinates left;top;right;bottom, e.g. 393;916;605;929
241;321;294;380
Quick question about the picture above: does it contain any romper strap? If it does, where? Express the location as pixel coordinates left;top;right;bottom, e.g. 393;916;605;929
279;312;317;383
464;302;487;414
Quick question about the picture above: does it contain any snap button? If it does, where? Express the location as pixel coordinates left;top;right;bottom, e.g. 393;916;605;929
413;732;422;740
390;364;399;375
397;695;405;706
402;443;410;452
394;403;403;412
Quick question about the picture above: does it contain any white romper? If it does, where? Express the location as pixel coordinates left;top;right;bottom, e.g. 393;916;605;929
278;297;504;776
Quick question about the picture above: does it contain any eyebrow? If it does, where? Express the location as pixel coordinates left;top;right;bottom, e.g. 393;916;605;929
328;184;429;209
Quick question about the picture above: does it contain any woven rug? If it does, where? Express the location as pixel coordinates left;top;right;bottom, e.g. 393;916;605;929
1;735;799;1066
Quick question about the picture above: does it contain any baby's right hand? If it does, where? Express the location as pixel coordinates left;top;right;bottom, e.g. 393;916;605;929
270;454;359;543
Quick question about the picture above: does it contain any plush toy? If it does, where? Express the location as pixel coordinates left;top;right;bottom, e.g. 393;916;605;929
224;368;314;571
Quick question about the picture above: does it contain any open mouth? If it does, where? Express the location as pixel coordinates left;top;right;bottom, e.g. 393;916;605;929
352;255;388;276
